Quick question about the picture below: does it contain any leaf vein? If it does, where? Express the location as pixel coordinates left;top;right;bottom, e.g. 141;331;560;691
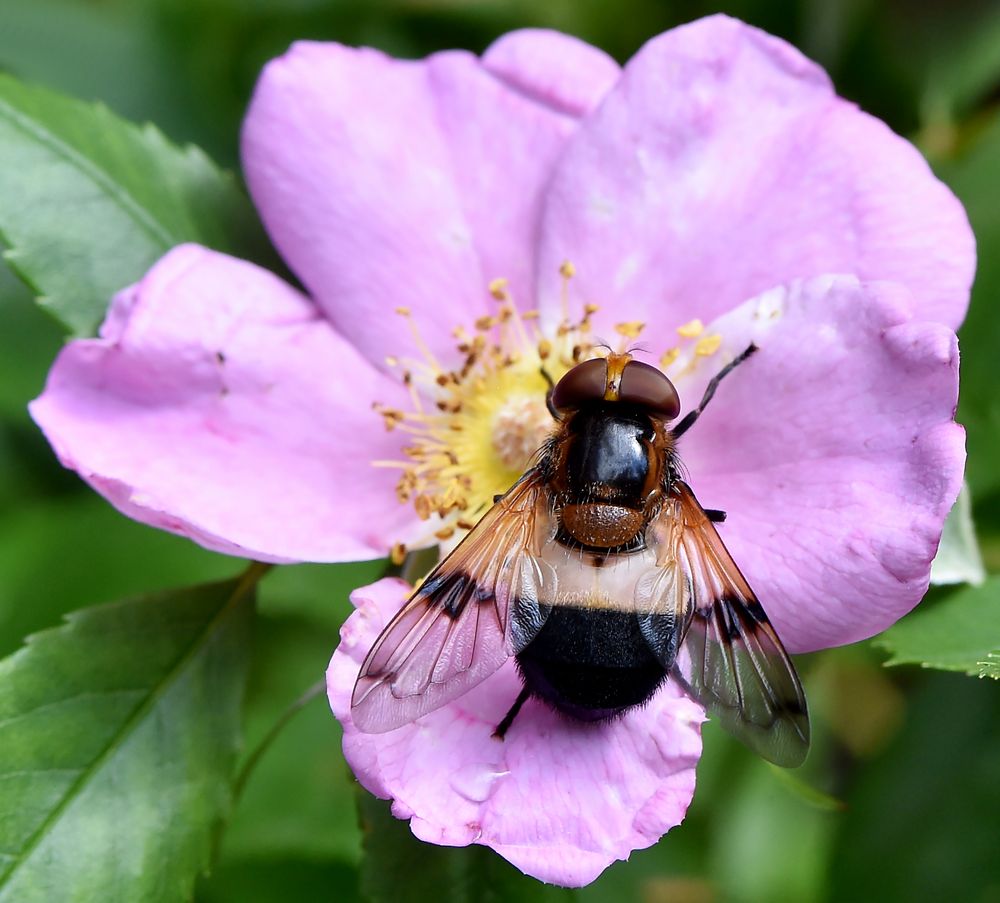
0;569;259;890
0;97;175;250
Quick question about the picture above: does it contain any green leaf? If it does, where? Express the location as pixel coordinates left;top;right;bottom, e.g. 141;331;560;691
0;569;258;902
977;651;1000;680
0;73;265;336
358;792;575;903
876;577;1000;677
928;483;985;586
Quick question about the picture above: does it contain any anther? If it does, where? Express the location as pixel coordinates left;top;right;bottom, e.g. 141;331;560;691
660;347;680;369
614;321;645;340
414;495;433;520
677;318;704;338
488;277;509;300
695;334;722;356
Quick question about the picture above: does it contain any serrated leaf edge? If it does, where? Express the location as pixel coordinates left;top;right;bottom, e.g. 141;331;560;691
0;90;175;250
0;566;261;890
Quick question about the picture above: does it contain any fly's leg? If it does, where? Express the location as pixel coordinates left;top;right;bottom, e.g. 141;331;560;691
492;686;531;740
672;344;758;439
540;367;559;420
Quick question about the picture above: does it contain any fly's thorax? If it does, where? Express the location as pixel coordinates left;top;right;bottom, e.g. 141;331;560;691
544;403;675;550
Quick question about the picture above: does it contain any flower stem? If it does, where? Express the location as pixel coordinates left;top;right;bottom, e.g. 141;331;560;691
233;678;327;802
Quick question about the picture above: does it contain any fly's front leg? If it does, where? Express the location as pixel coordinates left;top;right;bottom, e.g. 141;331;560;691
672;344;757;439
540;366;559;421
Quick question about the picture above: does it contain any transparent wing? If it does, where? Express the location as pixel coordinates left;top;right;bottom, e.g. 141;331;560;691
351;470;556;733
642;481;810;767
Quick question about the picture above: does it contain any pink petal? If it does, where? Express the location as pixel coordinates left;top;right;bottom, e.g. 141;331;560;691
29;245;418;563
537;14;974;338
329;578;703;887
242;33;618;371
482;29;619;117
668;275;963;652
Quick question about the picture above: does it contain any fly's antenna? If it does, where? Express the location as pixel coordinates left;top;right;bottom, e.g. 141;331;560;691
672;343;758;439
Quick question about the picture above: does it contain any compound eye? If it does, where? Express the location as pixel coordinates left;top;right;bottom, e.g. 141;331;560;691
618;360;680;419
550;358;607;413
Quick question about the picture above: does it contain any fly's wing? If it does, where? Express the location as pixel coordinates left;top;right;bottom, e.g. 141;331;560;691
351;469;556;733
640;481;810;767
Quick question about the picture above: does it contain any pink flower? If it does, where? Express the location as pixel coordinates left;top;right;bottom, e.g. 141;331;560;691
30;15;972;888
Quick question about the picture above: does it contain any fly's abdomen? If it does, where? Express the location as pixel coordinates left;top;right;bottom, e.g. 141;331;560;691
515;606;668;721
513;543;677;722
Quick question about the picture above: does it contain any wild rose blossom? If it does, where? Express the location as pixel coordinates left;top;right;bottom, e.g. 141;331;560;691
30;15;972;888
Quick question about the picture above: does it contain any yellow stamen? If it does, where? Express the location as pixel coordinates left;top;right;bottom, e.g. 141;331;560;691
372;266;601;547
695;334;722;356
677;318;704;338
488;277;509;300
558;260;576;323
614;321;645;340
396;306;445;375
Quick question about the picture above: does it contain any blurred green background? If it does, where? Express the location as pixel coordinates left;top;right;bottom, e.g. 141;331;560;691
1;1;998;901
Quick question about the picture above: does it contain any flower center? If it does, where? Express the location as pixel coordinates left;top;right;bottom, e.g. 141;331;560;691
372;265;726;561
490;394;553;471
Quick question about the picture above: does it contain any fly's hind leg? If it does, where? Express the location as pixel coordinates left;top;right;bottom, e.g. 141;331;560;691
492;686;531;740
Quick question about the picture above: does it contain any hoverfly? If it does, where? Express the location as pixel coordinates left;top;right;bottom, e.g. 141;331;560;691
352;345;810;767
